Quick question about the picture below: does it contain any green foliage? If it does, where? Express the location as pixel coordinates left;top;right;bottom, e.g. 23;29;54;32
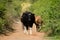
6;0;22;19
30;0;60;36
0;0;26;35
0;0;60;37
0;0;7;34
0;18;5;31
0;0;18;35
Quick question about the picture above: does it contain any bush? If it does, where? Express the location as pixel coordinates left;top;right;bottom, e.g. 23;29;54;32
30;0;60;36
0;0;14;35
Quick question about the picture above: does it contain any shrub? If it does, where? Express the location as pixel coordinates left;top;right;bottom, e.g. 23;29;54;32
30;0;60;36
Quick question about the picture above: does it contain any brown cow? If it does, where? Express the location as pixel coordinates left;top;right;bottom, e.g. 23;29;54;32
35;16;43;31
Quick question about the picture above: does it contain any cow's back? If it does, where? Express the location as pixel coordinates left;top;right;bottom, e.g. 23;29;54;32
21;11;35;26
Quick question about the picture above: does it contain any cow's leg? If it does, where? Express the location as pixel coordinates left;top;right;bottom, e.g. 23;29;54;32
35;23;39;32
29;27;32;35
24;26;28;34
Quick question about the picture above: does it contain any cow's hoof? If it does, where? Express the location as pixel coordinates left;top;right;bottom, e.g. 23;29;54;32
26;32;28;35
24;31;28;35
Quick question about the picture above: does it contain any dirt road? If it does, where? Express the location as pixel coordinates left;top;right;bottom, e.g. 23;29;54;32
0;21;47;40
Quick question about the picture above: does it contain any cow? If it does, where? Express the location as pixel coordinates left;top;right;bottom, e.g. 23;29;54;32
35;16;43;32
20;11;35;34
20;11;43;34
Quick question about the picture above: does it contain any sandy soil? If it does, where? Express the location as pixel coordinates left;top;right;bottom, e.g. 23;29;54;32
0;21;47;40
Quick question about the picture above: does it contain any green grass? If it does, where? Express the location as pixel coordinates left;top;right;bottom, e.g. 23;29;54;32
30;0;60;36
47;36;60;40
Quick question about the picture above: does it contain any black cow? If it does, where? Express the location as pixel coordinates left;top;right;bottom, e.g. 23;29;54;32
21;11;35;34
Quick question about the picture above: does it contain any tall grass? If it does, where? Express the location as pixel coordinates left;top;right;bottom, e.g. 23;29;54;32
30;0;60;36
0;0;22;35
